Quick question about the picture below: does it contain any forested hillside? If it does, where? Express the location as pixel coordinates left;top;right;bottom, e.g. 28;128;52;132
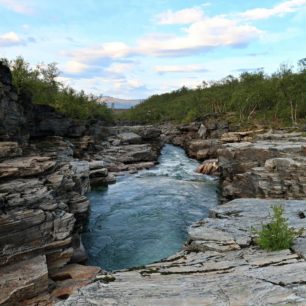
118;59;306;127
0;57;113;122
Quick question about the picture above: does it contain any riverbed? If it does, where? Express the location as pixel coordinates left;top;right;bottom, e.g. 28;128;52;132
82;144;218;271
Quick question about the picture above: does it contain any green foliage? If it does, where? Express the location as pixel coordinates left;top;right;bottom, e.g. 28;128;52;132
117;59;306;127
253;205;301;251
0;56;113;122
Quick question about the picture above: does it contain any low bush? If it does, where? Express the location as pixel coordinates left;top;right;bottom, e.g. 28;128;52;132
253;205;302;251
117;58;306;127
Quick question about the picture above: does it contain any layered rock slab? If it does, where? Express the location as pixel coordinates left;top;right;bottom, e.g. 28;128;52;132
0;63;165;304
58;199;306;305
0;255;48;306
218;135;306;201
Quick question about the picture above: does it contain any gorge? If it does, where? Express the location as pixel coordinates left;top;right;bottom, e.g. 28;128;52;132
83;144;218;271
1;62;306;305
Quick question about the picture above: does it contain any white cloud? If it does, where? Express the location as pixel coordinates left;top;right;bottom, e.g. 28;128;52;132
105;63;134;74
127;79;144;89
156;7;204;24
55;76;71;87
0;0;34;15
135;16;262;57
154;64;209;74
62;76;148;99
62;60;135;78
240;0;306;20
61;1;305;97
64;61;89;74
0;32;24;47
67;42;131;62
66;16;261;64
65;1;303;68
111;78;144;90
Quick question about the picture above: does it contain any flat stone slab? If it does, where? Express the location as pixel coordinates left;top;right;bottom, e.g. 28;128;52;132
50;264;101;301
0;156;56;178
118;132;142;144
0;255;48;305
58;199;306;305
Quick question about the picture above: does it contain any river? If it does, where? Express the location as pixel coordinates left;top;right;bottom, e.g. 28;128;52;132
82;144;218;271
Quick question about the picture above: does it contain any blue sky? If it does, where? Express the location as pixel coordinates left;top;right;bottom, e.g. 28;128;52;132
0;0;306;99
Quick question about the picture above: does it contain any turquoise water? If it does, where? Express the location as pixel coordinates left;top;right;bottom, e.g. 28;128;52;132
82;144;218;271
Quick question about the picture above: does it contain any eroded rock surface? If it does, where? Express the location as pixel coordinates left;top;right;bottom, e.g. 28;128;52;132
218;133;306;201
90;125;162;175
59;199;306;306
2;60;306;305
0;255;48;306
163;120;306;203
0;63;163;305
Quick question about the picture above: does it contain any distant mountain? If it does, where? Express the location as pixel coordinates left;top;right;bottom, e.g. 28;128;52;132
97;96;143;109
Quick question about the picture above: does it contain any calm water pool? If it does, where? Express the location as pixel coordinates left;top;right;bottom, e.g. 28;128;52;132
82;144;218;271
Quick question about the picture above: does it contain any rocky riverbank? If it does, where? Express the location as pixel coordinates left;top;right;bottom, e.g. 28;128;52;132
1;60;306;305
60;199;306;305
0;64;162;305
61;120;306;305
161;120;306;202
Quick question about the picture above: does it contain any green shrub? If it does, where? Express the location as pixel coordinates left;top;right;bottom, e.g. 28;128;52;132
117;58;306;126
253;205;302;251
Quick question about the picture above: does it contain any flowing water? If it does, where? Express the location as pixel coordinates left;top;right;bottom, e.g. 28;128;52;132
83;144;218;271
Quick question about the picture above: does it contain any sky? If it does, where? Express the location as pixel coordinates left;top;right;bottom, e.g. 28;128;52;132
0;0;306;99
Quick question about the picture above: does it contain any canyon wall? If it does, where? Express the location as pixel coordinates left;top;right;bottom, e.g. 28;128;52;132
61;121;306;305
0;63;162;305
2;59;306;305
162;119;306;202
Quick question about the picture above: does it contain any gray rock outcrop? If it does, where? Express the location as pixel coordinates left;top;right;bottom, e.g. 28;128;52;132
218;133;306;201
2;59;306;305
0;63;163;305
59;199;306;306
